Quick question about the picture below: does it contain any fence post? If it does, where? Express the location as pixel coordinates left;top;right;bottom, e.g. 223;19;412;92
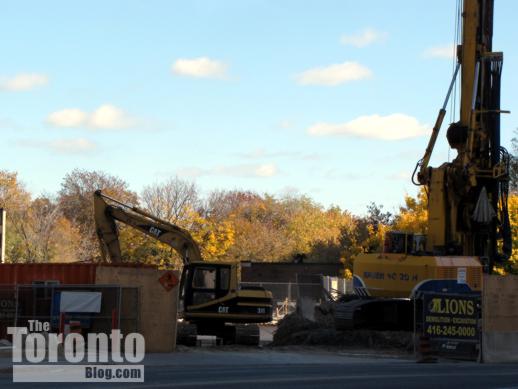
13;285;19;328
111;309;118;330
59;312;65;335
117;286;122;332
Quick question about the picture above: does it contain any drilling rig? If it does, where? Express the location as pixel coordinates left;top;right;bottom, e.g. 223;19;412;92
336;0;512;330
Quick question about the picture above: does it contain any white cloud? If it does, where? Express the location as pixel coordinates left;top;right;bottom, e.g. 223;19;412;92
0;118;24;131
307;113;429;140
18;138;96;154
47;104;135;130
388;171;411;181
172;57;228;79
47;108;87;127
422;44;456;59
340;28;388;47
279;186;300;197
89;104;134;129
177;163;278;178
237;148;320;161
254;164;277;177
50;138;97;153
175;167;207;178
295;62;372;86
323;168;364;180
0;73;49;91
278;120;294;129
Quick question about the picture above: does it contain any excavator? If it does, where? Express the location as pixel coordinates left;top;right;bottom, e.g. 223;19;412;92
93;190;273;345
336;0;512;330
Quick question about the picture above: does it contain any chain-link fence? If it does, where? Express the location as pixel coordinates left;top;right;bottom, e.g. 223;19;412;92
242;280;324;321
243;275;353;322
0;286;16;339
0;284;139;340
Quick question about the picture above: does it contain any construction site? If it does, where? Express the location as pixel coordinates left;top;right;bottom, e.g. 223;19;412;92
1;0;518;387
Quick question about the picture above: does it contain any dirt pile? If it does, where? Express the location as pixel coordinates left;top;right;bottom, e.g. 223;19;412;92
314;301;336;328
272;313;320;346
272;312;413;351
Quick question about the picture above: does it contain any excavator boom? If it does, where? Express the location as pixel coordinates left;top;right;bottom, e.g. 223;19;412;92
94;190;202;264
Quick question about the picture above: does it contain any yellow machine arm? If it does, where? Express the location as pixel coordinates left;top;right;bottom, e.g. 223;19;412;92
93;190;202;264
411;0;511;269
413;63;460;185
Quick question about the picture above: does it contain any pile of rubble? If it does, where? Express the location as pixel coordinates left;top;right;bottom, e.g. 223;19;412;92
271;302;413;351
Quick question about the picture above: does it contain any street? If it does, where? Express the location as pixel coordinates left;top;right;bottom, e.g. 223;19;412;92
1;348;518;388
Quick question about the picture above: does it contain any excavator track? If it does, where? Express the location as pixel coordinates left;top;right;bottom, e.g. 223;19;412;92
178;322;261;346
234;324;260;345
334;298;413;331
176;322;198;346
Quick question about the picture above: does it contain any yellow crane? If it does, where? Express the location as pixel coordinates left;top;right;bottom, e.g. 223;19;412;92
338;0;512;330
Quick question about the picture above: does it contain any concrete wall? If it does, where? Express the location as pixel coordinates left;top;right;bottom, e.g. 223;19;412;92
95;266;179;353
482;275;518;363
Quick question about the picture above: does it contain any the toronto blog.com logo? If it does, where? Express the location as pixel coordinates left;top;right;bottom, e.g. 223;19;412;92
8;320;145;382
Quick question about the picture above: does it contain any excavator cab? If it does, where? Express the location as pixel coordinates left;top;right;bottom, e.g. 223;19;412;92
179;261;272;325
180;263;232;310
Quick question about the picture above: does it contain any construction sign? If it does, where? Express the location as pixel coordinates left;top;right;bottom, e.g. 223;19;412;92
417;292;481;360
158;271;180;291
423;293;480;340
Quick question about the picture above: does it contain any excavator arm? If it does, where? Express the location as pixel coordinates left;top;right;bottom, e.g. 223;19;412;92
410;0;511;266
93;190;202;264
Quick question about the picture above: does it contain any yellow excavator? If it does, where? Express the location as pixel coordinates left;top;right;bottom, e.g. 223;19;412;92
93;190;273;345
336;0;512;330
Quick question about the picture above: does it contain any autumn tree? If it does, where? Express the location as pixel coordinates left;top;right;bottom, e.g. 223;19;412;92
301;207;353;262
393;187;428;234
119;210;235;268
219;193;293;262
141;177;200;225
493;135;518;274
508;194;518;271
283;197;356;262
212;192;356;264
58;169;137;262
0;171;84;263
49;216;81;263
25;196;62;262
365;202;393;230
135;180;234;267
508;134;518;271
0;171;31;262
186;210;234;260
510;131;517;193
203;190;261;221
354;202;393;255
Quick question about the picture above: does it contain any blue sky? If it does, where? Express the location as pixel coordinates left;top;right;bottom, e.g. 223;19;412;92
1;0;517;215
